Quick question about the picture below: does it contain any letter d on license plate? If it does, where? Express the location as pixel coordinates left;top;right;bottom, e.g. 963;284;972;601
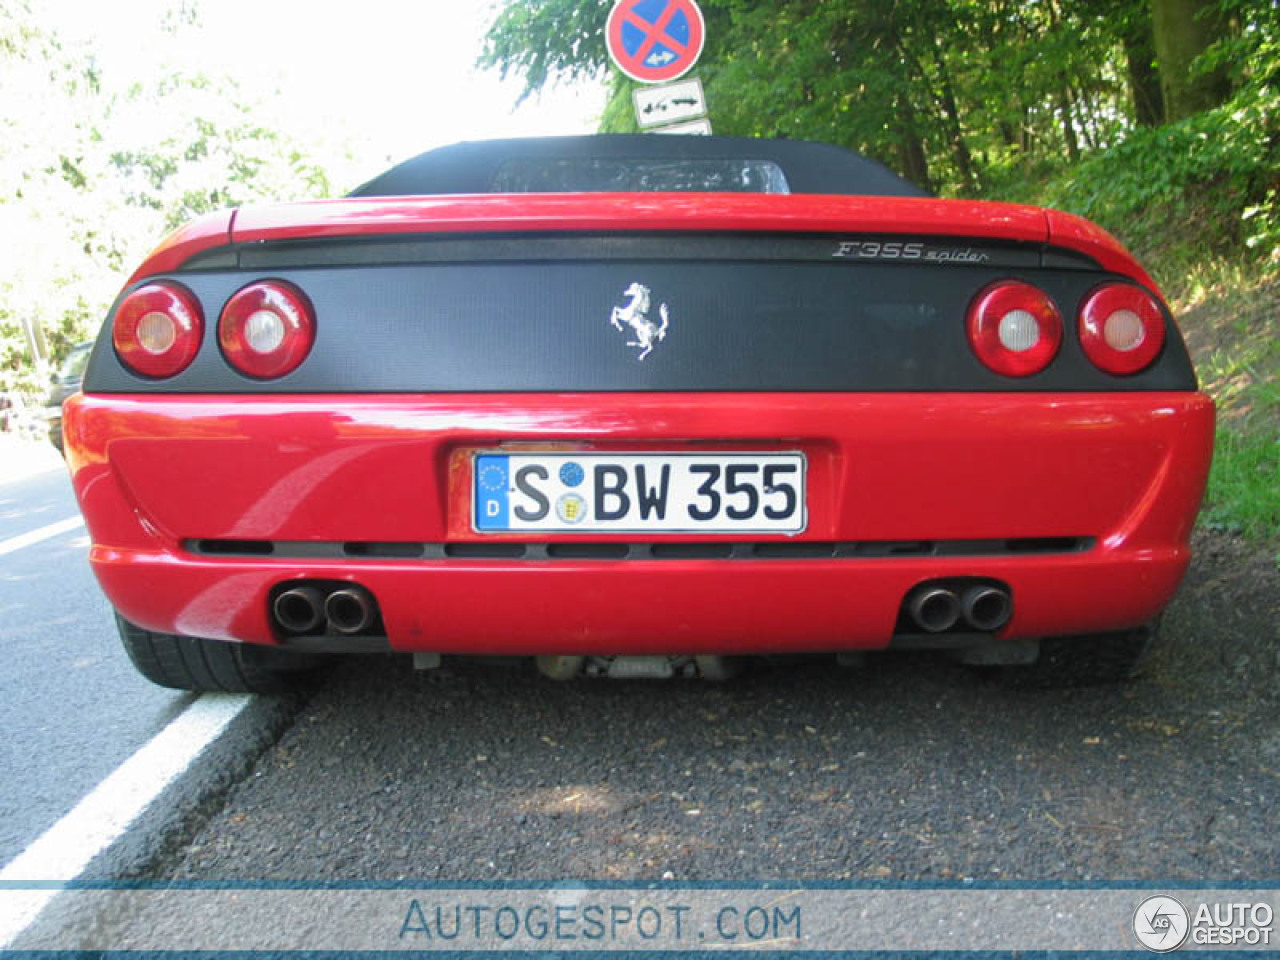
473;452;806;534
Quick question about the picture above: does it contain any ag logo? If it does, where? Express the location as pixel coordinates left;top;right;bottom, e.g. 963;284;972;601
610;282;669;361
1133;895;1190;953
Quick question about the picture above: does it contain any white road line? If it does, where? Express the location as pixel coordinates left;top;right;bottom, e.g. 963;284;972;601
0;516;85;558
0;693;252;947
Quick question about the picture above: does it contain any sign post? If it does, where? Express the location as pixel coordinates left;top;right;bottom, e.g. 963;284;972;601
606;0;712;135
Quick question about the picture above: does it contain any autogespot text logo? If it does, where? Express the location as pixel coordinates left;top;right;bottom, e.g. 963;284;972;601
1133;895;1190;953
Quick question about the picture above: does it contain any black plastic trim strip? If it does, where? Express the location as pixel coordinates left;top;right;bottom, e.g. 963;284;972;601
185;537;1094;561
177;232;1101;273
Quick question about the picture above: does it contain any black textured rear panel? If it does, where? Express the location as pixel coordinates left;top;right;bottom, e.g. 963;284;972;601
85;256;1197;394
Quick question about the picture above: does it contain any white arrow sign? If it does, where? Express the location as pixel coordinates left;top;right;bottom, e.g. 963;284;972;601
633;77;708;130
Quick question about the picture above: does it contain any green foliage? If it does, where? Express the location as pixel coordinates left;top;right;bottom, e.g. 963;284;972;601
985;0;1280;297
1243;190;1280;257
1026;88;1280;286
105;75;331;231
480;0;614;100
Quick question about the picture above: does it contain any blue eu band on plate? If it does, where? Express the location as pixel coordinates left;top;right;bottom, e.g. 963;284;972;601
473;452;807;534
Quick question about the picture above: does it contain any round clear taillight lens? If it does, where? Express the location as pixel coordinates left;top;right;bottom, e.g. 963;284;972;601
112;281;204;379
218;280;315;379
967;281;1063;377
1078;283;1166;375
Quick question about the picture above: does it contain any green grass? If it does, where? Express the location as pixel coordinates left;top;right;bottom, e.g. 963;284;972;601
1205;428;1280;542
1180;270;1280;556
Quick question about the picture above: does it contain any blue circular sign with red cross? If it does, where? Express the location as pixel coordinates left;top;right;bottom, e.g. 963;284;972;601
606;0;705;84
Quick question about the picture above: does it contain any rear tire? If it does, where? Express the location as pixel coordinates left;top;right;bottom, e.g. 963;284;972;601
1005;622;1159;688
115;615;321;693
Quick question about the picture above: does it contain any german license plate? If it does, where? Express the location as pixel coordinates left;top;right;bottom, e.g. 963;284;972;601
473;452;806;534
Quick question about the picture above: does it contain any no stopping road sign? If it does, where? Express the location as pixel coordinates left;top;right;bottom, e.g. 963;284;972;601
606;0;705;84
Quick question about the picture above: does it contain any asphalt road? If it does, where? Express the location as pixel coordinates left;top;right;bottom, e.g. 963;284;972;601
150;582;1278;884
2;447;1277;935
0;462;194;868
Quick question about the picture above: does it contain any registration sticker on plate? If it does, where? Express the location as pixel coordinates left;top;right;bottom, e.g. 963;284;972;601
473;452;807;534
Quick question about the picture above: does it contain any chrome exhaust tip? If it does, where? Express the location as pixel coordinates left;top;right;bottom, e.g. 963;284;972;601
907;586;961;633
273;586;325;633
325;586;376;635
961;585;1012;632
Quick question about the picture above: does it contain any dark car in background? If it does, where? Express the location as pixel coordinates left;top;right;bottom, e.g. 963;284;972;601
45;341;94;454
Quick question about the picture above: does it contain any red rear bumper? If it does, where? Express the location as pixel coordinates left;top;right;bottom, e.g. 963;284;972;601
64;392;1214;653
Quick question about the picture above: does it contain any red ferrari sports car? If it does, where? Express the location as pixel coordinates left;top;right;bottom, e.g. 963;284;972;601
65;135;1214;692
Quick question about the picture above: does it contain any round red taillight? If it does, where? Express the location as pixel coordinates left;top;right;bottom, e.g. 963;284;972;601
112;281;204;379
1078;283;1165;375
218;280;315;379
966;281;1063;377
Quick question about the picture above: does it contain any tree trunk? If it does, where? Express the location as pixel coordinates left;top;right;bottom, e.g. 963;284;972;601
1150;0;1232;120
895;95;932;192
931;37;977;192
1122;8;1165;126
1072;86;1100;150
1056;88;1080;161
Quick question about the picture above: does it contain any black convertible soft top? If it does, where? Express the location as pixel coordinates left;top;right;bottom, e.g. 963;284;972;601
350;135;928;198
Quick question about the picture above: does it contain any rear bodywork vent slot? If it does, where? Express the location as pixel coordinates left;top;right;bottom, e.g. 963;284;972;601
650;543;735;560
1004;537;1090;554
443;543;527;559
876;541;935;556
545;543;630;560
191;539;274;555
344;542;424;558
752;542;838;559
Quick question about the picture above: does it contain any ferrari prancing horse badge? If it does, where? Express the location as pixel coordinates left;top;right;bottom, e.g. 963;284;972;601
610;282;669;361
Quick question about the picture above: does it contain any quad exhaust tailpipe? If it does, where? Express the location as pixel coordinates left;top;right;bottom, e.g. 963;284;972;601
961;585;1012;632
906;586;961;633
325;586;377;635
272;586;324;634
272;583;382;636
901;580;1013;635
